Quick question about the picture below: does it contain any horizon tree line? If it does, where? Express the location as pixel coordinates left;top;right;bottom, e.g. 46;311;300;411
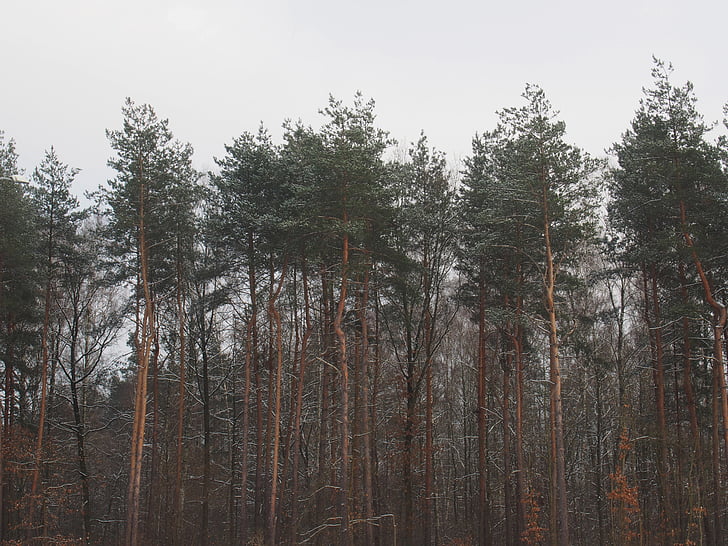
1;58;728;545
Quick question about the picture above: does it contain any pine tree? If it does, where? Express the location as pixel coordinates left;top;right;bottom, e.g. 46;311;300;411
104;99;196;545
610;59;728;543
382;133;457;545
312;93;391;544
212;124;291;543
27;147;82;537
0;132;43;542
461;85;600;545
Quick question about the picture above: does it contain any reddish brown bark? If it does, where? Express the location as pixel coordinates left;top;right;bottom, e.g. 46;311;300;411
542;181;569;546
333;221;352;545
639;263;672;540
239;232;257;544
677;263;707;543
126;182;155;545
147;334;160;538
267;260;287;544
678;199;728;539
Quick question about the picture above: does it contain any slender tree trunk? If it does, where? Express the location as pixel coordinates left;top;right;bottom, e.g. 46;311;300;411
371;286;383;531
678;198;728;541
249;237;264;536
126;297;153;545
239;319;253;544
404;355;415;545
228;365;237;546
290;253;312;544
639;263;672;541
278;264;300;537
503;324;514;545
711;364;722;540
317;266;332;522
651;265;672;536
29;230;54;537
359;266;375;546
267;261;288;544
126;178;155;546
477;255;491;546
514;286;526;540
240;233;257;544
424;353;434;546
679;200;728;453
678;263;707;542
424;281;434;546
262;261;276;533
2;321;16;542
594;365;605;546
398;265;416;545
542;182;569;546
69;332;92;542
60;288;93;542
422;238;441;546
174;262;187;545
147;333;160;539
199;314;211;546
334;222;352;545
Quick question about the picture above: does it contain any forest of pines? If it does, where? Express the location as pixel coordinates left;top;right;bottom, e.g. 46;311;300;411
2;60;728;545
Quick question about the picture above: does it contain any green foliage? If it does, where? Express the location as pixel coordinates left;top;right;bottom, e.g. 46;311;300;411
610;58;728;289
377;133;458;374
459;84;600;315
31;147;84;271
383;133;457;318
0;130;21;178
213;124;290;263
315;93;394;257
0;131;39;321
0;133;41;430
0;176;39;323
104;98;199;291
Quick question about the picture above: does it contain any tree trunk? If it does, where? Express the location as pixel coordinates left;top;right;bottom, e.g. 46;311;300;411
503;325;514;545
290;253;312;544
404;353;416;545
651;265;672;536
126;178;155;546
542;182;569;546
174;261;187;545
359;266;375;546
239;231;257;544
29;234;54;538
199;312;211;546
317;265;333;522
477;256;491;546
333;223;352;545
69;328;92;542
422;240;438;546
147;333;160;539
267;260;287;544
514;320;526;540
678;262;708;542
678;198;728;541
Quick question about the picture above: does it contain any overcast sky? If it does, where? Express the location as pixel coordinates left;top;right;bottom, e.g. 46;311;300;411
2;0;727;198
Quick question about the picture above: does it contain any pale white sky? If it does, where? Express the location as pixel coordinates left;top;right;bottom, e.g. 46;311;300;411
2;0;727;198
